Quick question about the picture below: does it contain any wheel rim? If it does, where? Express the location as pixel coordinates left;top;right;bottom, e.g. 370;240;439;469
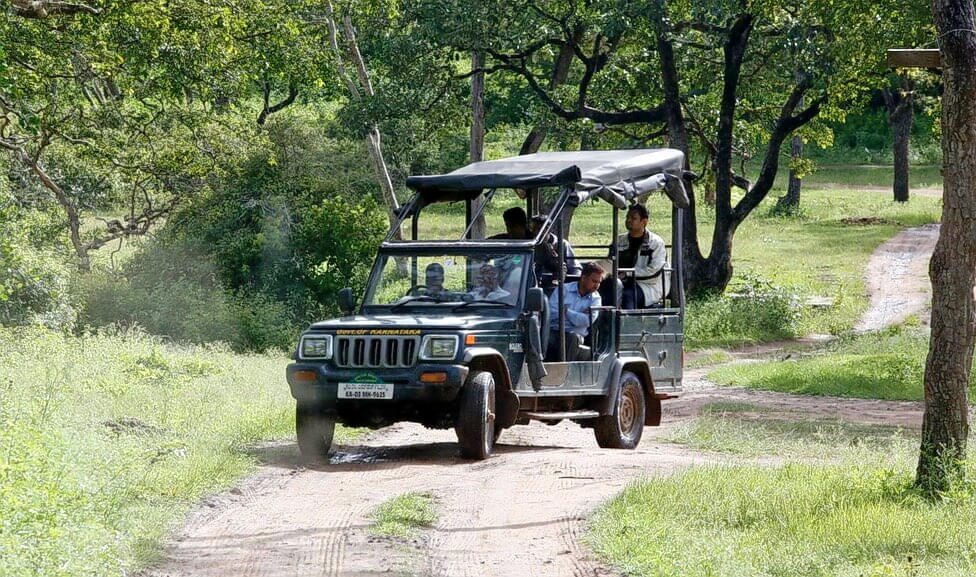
483;384;495;453
619;386;640;439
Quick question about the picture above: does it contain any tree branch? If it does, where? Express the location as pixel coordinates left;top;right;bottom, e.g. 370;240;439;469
8;0;101;19
257;80;299;126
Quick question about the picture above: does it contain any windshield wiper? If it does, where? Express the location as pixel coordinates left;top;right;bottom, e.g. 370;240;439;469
452;300;513;312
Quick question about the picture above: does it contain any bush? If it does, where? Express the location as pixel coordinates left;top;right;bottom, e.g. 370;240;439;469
0;325;363;577
686;276;802;348
0;191;76;330
77;113;388;351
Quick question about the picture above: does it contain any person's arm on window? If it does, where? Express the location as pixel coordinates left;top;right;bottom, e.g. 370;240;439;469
588;292;602;324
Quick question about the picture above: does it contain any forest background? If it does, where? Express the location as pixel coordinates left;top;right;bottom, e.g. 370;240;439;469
0;0;941;351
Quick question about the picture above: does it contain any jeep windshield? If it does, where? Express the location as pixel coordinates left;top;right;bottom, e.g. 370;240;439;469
362;251;528;311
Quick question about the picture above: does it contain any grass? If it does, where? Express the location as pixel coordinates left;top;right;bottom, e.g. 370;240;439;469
706;325;976;403
592;402;976;577
686;349;734;368
369;492;437;538
588;462;976;577
776;164;943;190
0;326;356;577
666;411;916;461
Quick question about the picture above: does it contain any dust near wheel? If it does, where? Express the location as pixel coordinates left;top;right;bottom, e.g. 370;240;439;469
296;402;335;463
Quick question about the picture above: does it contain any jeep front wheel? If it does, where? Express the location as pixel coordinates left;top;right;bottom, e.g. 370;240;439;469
594;371;645;449
296;402;335;463
455;371;496;459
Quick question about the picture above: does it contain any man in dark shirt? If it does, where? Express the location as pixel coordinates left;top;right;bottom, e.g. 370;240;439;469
529;215;581;284
489;207;531;240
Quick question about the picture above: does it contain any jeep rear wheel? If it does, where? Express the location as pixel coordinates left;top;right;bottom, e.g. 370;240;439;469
594;371;645;449
296;402;335;463
455;371;496;459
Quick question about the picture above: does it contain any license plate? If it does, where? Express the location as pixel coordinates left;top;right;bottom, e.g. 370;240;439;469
337;382;394;400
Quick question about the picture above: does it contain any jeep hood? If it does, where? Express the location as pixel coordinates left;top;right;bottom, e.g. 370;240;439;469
307;314;514;332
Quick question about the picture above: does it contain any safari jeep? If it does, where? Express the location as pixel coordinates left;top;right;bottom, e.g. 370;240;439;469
286;149;692;461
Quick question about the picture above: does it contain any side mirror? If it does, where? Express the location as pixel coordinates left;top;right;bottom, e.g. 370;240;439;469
338;287;356;315
525;287;545;313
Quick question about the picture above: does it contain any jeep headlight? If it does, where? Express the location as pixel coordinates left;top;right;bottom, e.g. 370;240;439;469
420;335;459;360
299;334;333;360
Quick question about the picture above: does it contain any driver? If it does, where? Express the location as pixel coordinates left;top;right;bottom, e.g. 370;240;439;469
422;262;445;295
468;263;511;301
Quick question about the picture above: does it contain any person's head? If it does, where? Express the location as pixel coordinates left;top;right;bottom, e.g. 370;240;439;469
425;262;445;292
502;207;530;238
529;215;548;235
625;204;649;237
477;263;499;290
578;261;605;295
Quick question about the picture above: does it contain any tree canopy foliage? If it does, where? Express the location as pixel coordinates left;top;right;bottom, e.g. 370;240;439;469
0;0;939;347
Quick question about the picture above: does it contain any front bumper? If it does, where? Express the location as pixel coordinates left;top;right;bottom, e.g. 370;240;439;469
286;362;469;405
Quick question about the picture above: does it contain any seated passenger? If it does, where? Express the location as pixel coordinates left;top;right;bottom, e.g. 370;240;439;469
546;262;605;361
530;215;581;283
468;263;511;301
488;207;531;240
615;204;670;309
421;262;445;296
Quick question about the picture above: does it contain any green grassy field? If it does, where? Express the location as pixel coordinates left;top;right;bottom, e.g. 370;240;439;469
706;326;976;402
0;326;353;577
775;164;943;190
589;462;976;577
590;403;976;577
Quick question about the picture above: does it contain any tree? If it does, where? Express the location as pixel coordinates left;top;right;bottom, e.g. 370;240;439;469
321;0;404;246
0;0;253;270
883;73;915;203
413;0;832;291
917;0;976;493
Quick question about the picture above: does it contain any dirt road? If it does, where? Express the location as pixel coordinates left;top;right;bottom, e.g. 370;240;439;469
145;226;936;577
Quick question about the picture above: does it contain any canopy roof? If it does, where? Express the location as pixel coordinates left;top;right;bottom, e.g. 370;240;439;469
405;149;689;208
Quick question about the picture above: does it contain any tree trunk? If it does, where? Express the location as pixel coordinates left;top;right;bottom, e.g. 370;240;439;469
883;78;914;203
776;133;803;212
776;67;806;214
892;101;912;202
469;51;487;240
518;28;579;156
917;0;976;493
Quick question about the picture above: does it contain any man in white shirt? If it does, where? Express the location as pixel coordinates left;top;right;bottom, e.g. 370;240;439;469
615;204;669;309
546;261;605;361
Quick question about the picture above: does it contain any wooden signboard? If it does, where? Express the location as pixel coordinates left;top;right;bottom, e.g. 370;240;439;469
886;49;941;68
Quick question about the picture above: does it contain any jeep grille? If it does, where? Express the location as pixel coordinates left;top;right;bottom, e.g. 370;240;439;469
335;336;420;368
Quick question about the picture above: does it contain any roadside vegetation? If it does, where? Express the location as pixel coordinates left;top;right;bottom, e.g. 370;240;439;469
590;403;976;577
589;462;976;577
0;326;357;576
369;492;438;539
707;324;976;402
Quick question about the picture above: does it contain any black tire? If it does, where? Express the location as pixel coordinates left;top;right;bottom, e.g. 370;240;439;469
455;371;496;459
296;402;336;463
594;371;645;449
